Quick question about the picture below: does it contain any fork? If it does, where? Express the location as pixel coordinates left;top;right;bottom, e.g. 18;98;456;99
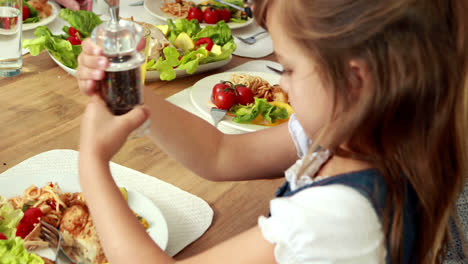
210;107;227;127
236;31;268;45
40;221;77;264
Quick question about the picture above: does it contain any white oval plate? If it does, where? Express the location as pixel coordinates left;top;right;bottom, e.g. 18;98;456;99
144;0;253;30
189;71;281;132
49;51;232;81
0;155;169;255
23;1;60;31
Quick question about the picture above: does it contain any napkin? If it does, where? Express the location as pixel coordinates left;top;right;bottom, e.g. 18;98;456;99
232;24;274;58
0;149;213;257
166;60;283;134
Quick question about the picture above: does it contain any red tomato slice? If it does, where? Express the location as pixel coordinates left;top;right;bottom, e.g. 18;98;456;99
16;222;34;239
22;5;30;21
67;36;82;45
68;27;82;39
195;37;214;51
21;207;43;226
0;232;7;240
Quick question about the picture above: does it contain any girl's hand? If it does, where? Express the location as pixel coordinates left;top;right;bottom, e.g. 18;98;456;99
77;38;109;96
77;38;146;96
80;96;150;162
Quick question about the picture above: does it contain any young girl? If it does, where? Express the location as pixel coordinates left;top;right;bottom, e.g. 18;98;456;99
77;0;468;263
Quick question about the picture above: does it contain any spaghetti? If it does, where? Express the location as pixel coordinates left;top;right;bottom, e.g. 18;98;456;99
229;73;289;103
8;182;85;250
160;0;196;18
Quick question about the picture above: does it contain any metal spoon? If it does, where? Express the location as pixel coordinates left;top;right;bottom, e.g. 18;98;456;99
236;31;268;45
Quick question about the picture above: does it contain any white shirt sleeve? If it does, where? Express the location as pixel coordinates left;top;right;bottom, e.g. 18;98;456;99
258;185;386;264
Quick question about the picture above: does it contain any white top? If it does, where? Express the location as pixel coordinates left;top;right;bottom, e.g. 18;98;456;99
258;114;386;263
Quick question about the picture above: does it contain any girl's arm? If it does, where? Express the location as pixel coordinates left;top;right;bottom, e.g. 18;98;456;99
143;86;297;181
79;98;278;263
79;155;276;264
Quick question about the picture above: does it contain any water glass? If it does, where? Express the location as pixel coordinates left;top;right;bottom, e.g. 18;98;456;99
0;0;22;77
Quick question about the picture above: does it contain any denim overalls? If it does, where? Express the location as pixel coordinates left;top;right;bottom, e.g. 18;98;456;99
275;168;418;264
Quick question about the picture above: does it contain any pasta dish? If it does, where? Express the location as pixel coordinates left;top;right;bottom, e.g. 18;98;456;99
161;0;196;18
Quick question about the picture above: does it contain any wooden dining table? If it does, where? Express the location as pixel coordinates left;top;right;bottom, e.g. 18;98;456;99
0;51;285;260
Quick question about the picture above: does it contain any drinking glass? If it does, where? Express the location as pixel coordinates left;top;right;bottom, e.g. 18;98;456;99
0;0;22;77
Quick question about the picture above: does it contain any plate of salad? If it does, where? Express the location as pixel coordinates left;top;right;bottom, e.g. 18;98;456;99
145;0;253;30
190;71;294;132
22;9;237;81
22;0;60;31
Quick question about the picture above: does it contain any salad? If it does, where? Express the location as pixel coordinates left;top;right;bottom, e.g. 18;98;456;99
22;0;53;24
210;74;294;126
187;0;249;24
22;9;236;81
146;18;236;80
0;198;44;264
22;9;102;69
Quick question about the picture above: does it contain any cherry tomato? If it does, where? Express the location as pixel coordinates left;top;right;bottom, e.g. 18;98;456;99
203;8;219;24
187;7;203;23
16;222;34;239
1;17;10;30
212;81;231;101
67;36;82;45
22;5;30;21
21;207;43;226
68;27;82;39
0;232;7;240
196;37;214;51
214;87;237;110
235;85;254;105
218;8;231;23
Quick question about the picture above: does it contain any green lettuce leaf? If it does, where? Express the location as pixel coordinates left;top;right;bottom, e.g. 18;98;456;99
0;200;23;240
152;47;180;81
230;98;289;124
199;41;236;64
194;20;233;45
167;18;201;43
23;26;81;69
59;8;102;38
0;237;44;264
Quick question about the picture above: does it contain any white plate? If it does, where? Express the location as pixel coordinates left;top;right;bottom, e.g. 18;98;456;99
0;153;169;260
189;71;281;132
48;51;232;81
22;1;60;31
144;0;253;30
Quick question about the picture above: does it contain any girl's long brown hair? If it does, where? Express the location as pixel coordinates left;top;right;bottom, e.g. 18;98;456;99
254;0;468;263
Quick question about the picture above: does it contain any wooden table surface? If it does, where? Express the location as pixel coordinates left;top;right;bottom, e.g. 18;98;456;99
0;51;285;260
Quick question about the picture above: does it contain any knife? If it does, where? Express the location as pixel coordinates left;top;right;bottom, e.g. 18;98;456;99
128;0;144;6
213;0;253;18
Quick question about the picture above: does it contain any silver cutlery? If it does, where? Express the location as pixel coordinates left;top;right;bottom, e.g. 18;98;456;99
40;221;77;264
128;0;143;6
213;0;252;17
210;107;227;127
266;65;284;75
236;31;268;45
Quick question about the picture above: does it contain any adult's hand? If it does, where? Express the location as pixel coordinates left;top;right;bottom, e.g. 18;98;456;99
55;0;92;11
